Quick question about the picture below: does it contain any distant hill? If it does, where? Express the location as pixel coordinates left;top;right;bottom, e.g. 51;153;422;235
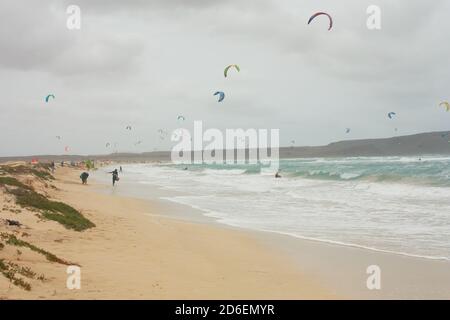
281;131;450;158
1;131;449;163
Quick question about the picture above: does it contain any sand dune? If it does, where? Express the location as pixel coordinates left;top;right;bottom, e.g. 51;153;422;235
0;165;331;299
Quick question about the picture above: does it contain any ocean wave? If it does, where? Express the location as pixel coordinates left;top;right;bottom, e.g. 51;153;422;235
162;195;450;262
111;159;450;261
161;156;450;187
202;168;247;175
288;169;362;181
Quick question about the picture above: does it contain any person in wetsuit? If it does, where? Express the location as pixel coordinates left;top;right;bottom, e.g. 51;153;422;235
80;172;89;184
109;169;119;186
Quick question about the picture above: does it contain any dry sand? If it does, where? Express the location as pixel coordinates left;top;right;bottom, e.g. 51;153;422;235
2;165;449;300
1;167;332;299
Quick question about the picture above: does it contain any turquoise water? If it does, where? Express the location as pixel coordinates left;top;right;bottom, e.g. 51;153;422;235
119;156;450;260
174;156;450;187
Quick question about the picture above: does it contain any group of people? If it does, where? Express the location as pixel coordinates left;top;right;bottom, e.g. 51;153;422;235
79;165;278;185
80;166;122;186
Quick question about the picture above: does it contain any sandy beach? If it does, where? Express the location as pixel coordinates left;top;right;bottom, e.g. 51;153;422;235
2;0;450;303
1;165;333;299
1;163;449;299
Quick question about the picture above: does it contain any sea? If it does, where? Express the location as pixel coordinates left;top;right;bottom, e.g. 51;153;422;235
103;156;450;261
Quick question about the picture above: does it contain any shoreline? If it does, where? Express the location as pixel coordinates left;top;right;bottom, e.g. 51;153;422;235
2;164;449;299
1;166;333;299
94;164;450;299
164;196;450;262
94;164;450;262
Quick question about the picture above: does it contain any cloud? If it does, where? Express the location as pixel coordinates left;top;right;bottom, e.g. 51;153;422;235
0;1;144;77
0;0;449;156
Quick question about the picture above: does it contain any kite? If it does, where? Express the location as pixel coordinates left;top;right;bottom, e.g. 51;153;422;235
45;94;55;103
158;129;168;139
106;143;111;148
171;129;186;140
439;101;450;111
224;64;240;78
126;125;132;130
388;112;396;119
214;91;225;102
346;128;351;134
308;12;333;31
177;115;185;121
55;136;62;140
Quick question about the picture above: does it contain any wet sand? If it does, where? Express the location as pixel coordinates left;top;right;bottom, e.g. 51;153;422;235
1;167;331;299
2;166;449;299
91;165;450;299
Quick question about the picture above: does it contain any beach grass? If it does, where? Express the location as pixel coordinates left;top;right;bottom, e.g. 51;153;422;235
3;183;95;231
0;176;32;190
5;261;36;279
42;210;95;232
0;164;54;181
0;259;32;291
0;233;73;265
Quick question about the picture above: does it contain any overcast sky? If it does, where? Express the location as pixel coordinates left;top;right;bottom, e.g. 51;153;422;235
0;0;449;156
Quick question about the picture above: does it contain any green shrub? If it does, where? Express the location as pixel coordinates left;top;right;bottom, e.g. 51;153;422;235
7;188;95;231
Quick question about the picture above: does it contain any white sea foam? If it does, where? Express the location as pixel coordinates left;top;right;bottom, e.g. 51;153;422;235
111;156;450;261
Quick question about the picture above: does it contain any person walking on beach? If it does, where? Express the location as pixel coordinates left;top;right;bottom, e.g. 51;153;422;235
109;169;120;186
120;166;123;173
80;172;89;185
50;161;55;173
